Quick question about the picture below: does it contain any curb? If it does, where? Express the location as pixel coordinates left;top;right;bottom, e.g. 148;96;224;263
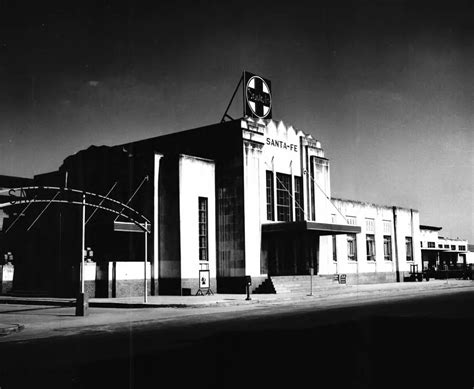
0;323;25;336
0;298;75;307
89;298;264;309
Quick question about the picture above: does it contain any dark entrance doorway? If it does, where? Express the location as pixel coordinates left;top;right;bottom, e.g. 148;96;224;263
262;231;318;276
261;221;361;276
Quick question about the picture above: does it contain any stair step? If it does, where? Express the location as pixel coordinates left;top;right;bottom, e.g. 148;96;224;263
268;275;344;294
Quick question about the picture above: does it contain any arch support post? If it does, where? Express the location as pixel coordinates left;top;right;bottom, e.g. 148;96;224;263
76;193;89;316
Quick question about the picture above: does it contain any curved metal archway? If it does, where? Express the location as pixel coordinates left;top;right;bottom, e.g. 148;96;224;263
0;185;150;232
0;185;151;304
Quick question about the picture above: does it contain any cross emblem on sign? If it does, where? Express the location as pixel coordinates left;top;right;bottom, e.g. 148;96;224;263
245;75;272;119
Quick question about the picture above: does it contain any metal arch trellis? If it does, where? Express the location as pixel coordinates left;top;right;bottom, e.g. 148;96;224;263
1;199;149;232
0;183;152;305
0;185;151;233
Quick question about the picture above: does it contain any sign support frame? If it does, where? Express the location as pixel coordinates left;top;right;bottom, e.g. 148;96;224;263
220;74;243;123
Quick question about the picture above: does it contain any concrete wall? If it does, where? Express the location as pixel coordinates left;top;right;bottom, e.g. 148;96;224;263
420;229;439;247
0;264;14;294
158;155;181;294
181;277;217;296
242;127;265;277
467;251;474;265
326;199;421;281
106;261;151;298
178;154;216;285
395;208;421;272
345;271;400;285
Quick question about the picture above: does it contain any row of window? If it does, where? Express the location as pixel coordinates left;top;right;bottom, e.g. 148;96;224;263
266;171;304;222
333;234;413;262
421;242;467;251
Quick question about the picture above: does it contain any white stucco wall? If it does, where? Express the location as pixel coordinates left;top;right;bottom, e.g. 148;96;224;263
420;228;439;248
262;120;303;178
178;155;216;280
108;262;151;281
243;137;264;277
324;199;422;276
395;208;421;272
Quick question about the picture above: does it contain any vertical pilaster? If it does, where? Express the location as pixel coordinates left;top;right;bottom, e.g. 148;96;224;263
272;159;277;221
290;161;295;221
153;153;163;295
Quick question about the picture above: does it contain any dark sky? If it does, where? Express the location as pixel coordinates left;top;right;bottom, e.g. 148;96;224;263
1;0;472;241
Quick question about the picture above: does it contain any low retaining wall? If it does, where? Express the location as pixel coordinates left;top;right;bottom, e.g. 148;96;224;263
181;277;217;296
96;262;151;298
0;264;14;294
342;271;410;285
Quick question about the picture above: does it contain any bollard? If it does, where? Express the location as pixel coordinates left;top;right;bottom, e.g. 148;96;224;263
308;267;314;296
245;275;252;301
75;292;89;316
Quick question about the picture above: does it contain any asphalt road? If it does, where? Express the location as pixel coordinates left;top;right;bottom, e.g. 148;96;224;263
1;290;473;389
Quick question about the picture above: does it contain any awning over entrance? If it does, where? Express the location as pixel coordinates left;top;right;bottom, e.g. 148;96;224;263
262;221;361;235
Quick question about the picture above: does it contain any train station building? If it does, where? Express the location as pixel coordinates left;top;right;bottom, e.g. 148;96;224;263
0;72;468;297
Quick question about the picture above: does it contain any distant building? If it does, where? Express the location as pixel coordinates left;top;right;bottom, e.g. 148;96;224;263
420;225;469;270
468;244;474;265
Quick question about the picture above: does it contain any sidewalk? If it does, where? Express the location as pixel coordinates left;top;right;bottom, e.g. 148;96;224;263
0;279;472;309
91;279;474;307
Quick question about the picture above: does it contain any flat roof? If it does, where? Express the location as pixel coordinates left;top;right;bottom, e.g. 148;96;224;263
262;221;361;235
420;224;442;231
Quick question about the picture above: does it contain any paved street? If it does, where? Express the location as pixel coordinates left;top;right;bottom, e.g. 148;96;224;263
0;280;473;389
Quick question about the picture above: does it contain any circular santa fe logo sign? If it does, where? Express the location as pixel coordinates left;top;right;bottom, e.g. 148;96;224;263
245;75;272;119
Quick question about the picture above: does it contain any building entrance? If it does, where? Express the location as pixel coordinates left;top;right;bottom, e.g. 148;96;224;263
261;221;361;277
261;231;318;276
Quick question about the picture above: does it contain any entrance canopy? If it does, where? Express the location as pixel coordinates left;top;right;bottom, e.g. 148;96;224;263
262;221;361;235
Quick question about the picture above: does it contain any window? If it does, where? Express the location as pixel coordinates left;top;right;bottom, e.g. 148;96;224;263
294;176;304;221
366;218;375;233
366;234;376;261
276;173;292;222
346;216;357;225
438;244;443;249
347;234;357;261
383;220;391;235
428;242;435;248
383;235;392;261
198;197;208;261
332;235;337;262
451;245;456;250
266;171;274;221
459;245;466;251
406;237;413;262
420;241;423;248
444;244;449;249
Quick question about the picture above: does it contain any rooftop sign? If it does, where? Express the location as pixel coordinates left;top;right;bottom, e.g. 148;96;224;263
243;71;272;119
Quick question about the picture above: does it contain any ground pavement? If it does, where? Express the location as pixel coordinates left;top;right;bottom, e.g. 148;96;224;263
0;279;473;341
